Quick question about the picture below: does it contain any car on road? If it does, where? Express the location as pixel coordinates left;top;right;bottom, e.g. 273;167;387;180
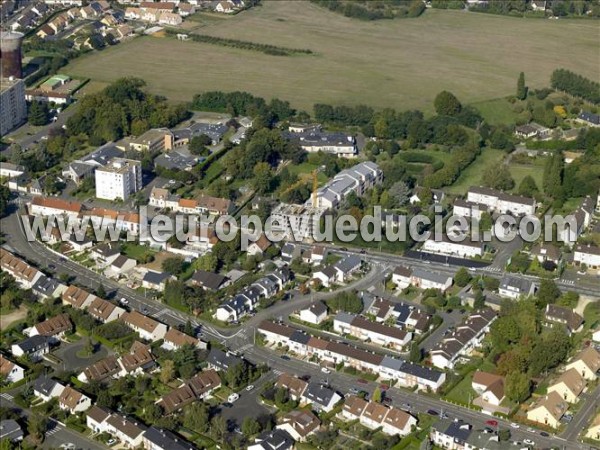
59;444;76;450
246;385;254;391
321;367;331;374
107;438;117;446
280;355;290;360
48;264;56;270
427;409;439;416
119;297;129;305
349;387;360;394
539;432;549;437
510;422;520;429
523;439;535;446
300;375;311;381
483;427;494;434
485;420;498;427
526;427;535;433
227;393;239;403
440;412;449;419
401;403;411;410
222;402;233;408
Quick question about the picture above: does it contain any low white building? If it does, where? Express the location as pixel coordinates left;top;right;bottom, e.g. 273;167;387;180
422;236;484;258
410;269;453;292
498;276;536;299
574;244;600;269
299;302;328;325
0;355;25;383
121;311;168;342
467;186;535;216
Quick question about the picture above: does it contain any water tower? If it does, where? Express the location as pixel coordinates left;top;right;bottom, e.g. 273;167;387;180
0;31;24;79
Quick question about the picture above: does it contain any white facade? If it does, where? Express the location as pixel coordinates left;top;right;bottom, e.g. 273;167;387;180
574;245;600;268
95;158;142;201
467;187;535;216
299;306;327;325
422;238;483;258
0;78;27;136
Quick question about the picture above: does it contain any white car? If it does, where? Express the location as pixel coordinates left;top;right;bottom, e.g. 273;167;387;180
510;422;520;429
321;367;331;374
523;439;535;446
60;445;76;450
228;393;240;403
119;297;129;305
246;385;254;391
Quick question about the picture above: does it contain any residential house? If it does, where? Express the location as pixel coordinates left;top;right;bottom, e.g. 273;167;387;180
301;382;342;412
90;243;122;266
0;249;43;289
430;419;474;450
248;429;294;450
564;347;600;381
545;304;584;335
0;162;24;178
247;234;272;256
142;271;175;291
88;298;126;323
593;329;600;343
299;302;328;325
548;368;585;403
118;342;155;377
104;414;147;447
77;356;121;383
189;270;230;291
86;406;114;434
142;427;197;450
11;335;49;362
498;276;536;299
306;245;327;265
430;309;496;370
577;112;600;127
105;255;137;278
121;311;168;342
206;348;245;372
0;420;24;443
422;235;484;258
25;313;72;343
158;370;221;413
0;355;25;383
391;266;412;289
29;196;82;218
32;276;67;300
527;391;568;428
410;269;453;293
585;414;600;441
33;377;65;403
276;410;320;442
452;198;487;221
58;386;92;413
574;244;600;269
466;186;535;216
531;243;560;264
339;395;368;421
333;312;412;350
381;407;417;436
471;371;505;406
275;373;308;401
162;328;206;351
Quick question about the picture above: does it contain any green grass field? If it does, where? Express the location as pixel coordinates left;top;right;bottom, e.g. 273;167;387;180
63;1;599;113
506;157;546;193
447;148;506;194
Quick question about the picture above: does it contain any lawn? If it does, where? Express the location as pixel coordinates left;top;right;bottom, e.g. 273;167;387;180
447;148;506;195
122;243;156;263
471;97;520;126
506;157;546;194
62;2;599;113
444;374;476;405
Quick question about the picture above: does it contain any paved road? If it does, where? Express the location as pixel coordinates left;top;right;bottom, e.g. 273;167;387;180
0;394;108;450
243;346;585;450
561;383;600;442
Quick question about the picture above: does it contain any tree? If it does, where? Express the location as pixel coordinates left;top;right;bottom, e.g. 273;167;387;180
95;284;106;299
543;150;563;199
536;279;561;308
162;257;185;276
434;91;462;116
505;371;531;403
409;342;422;363
210;415;228;441
28;100;49;126
517;175;539;197
516;72;527;100
242;416;261;437
372;387;382;403
482;165;514;191
160;360;175;384
388;181;410;207
454;268;472;287
189;135;211;156
194;253;218;272
253;162;274;194
28;413;48;443
183;402;209;433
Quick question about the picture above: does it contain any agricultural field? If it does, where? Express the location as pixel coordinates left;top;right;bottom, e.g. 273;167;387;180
63;1;599;113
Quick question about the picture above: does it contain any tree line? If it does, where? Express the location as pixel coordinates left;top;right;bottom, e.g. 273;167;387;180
66;77;189;145
310;0;425;20
166;29;313;56
550;68;600;105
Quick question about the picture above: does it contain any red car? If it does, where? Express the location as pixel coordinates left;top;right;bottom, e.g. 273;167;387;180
485;420;498;427
380;384;390;391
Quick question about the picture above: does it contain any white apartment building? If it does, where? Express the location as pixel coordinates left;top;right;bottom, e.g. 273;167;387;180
421;236;484;258
270;203;328;240
1;78;27;136
467;186;535;216
95;158;142;201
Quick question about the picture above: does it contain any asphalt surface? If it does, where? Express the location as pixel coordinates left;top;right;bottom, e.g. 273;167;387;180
2;207;599;448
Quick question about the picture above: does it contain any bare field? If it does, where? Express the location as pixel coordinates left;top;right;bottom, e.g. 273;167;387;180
63;1;599;112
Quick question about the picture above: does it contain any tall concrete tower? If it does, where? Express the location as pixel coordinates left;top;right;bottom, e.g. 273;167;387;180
0;31;24;79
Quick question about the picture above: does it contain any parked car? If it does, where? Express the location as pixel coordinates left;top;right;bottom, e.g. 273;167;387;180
227;393;239;403
280;355;290;360
485;420;498;427
321;367;331;374
539;432;549;437
523;439;535;446
427;409;439;416
119;297;129;305
510;422;520;429
246;385;254;391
